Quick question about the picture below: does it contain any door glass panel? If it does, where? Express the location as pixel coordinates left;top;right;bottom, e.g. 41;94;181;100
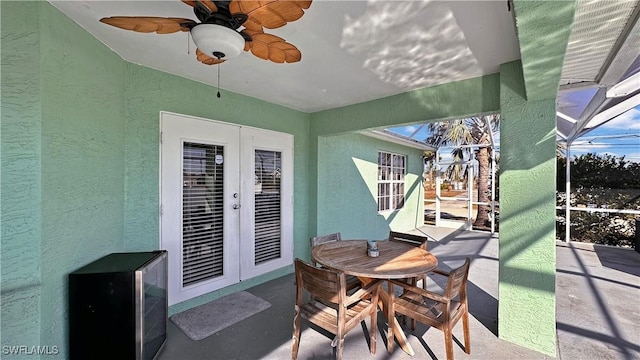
254;150;282;264
182;143;224;286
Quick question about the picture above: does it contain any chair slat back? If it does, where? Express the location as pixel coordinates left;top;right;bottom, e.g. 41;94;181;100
310;232;342;248
444;258;471;300
295;258;344;305
388;231;429;250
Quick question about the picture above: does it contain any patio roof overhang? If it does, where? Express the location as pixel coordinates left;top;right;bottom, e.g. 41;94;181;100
556;1;640;144
370;0;639;151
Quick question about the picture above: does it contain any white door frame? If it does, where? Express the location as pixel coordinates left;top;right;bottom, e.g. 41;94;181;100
159;112;293;306
239;127;294;280
160;112;241;305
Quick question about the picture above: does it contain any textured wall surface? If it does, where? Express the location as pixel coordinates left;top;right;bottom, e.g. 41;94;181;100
1;1;43;350
122;64;312;315
307;73;501;237
0;1;311;356
311;73;500;136
38;3;127;357
513;0;576;101
1;2;568;358
123;65;311;256
499;61;557;356
317;133;424;242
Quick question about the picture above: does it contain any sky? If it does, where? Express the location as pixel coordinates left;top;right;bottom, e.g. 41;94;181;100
571;105;640;163
386;105;640;163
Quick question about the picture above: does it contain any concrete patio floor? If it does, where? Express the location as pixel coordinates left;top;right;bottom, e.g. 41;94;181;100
158;226;640;360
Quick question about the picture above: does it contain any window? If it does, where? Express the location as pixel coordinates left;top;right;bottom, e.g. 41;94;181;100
253;149;282;265
182;143;224;286
377;151;406;211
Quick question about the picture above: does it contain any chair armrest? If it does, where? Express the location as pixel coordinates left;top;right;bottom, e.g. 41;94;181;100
389;279;449;304
430;268;450;277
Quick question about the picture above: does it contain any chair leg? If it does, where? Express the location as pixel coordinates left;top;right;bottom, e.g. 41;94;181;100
292;305;301;360
335;338;344;360
462;309;471;354
443;324;454;360
369;307;378;355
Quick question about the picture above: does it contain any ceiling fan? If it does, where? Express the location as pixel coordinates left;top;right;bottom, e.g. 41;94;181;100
99;0;312;65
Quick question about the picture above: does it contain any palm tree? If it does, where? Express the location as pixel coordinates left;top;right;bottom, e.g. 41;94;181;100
425;114;499;228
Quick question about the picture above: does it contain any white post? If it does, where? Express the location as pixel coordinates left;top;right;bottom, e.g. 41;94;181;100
468;162;473;231
565;144;571;242
491;146;496;234
435;149;441;227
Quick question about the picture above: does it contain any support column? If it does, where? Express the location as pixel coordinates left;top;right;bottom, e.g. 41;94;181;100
498;61;557;356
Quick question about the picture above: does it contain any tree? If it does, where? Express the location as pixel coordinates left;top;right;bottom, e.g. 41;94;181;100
557;153;640;189
555;152;639;247
423;150;438;189
425;114;500;228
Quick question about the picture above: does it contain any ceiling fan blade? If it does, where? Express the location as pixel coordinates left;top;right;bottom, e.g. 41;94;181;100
229;0;312;30
199;0;219;13
181;0;218;13
99;17;196;34
244;32;302;63
196;48;226;65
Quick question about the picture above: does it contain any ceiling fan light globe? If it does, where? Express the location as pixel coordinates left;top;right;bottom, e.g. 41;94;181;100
191;24;244;60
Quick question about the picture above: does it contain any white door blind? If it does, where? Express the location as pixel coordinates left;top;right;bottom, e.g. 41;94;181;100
254;150;282;265
182;143;224;286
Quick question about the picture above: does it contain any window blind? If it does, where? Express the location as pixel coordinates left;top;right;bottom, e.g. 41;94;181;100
182;143;224;286
254;150;282;265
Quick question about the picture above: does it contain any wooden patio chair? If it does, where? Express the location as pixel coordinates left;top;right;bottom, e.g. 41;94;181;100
292;259;381;360
388;231;437;288
388;231;430;251
310;233;361;292
309;232;342;266
388;231;432;328
389;258;471;360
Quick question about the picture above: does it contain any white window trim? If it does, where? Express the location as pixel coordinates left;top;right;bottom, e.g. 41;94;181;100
377;150;406;212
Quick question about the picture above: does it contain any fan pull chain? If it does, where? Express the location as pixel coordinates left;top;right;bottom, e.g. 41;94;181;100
216;64;221;98
187;33;191;54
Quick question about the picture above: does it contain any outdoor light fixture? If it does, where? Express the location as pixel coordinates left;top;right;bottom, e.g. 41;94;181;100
190;24;245;60
606;72;640;98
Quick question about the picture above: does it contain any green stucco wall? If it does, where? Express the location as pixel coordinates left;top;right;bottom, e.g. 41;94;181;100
1;1;566;359
513;0;576;101
316;133;424;243
311;74;500;136
0;2;310;357
1;1;43;349
499;61;557;356
308;74;502;236
38;2;128;354
122;64;312;315
122;64;311;256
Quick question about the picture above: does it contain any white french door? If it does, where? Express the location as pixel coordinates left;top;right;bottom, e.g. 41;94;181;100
160;112;293;306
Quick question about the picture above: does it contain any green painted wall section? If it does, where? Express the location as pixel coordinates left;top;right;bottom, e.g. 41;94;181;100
37;3;128;356
0;1;569;359
307;73;502;236
310;74;500;136
122;63;312;315
1;1;43;349
122;64;311;255
315;133;424;245
0;2;311;357
513;0;576;101
499;61;557;356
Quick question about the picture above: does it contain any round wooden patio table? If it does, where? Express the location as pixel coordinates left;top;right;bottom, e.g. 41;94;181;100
311;239;438;356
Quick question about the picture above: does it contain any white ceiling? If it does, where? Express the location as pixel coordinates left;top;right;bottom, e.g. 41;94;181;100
49;0;521;113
